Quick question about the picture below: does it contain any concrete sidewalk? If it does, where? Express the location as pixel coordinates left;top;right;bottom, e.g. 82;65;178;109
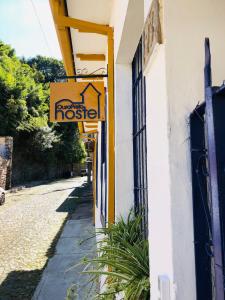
33;182;97;300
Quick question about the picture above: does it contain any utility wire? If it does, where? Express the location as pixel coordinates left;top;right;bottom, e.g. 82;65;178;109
30;0;53;56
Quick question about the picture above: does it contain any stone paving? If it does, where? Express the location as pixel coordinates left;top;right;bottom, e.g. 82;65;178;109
33;184;97;300
0;177;86;300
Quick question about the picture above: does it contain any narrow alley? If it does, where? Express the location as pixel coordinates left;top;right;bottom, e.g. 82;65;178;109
0;177;90;300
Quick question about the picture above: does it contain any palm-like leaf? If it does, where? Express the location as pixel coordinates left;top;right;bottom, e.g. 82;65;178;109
79;211;150;299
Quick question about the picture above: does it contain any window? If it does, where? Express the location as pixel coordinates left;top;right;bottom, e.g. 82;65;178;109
132;38;148;237
100;121;107;226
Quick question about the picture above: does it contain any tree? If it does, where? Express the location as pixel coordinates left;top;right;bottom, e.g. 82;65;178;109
24;55;86;164
0;41;86;182
0;42;49;137
25;56;66;83
53;123;86;164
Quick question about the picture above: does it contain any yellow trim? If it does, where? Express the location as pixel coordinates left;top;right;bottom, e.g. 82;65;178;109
83;122;99;132
55;15;110;36
84;125;98;128
78;28;104;34
78;122;84;133
49;0;75;81
83;130;98;134
49;0;115;224
76;54;106;61
49;0;85;134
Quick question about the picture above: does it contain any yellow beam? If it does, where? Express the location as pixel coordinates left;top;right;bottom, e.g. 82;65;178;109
83;129;98;134
50;0;115;224
55;15;110;36
84;125;98;128
107;28;115;224
78;122;84;133
49;0;75;81
50;1;86;133
84;122;99;128
76;54;106;61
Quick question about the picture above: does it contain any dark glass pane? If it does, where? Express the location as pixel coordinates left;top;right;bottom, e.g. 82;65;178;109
132;37;148;237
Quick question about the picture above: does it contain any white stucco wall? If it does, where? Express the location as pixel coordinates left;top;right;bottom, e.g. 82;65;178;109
111;0;144;219
144;45;175;300
114;64;134;219
107;0;225;299
110;0;129;60
112;0;144;64
163;0;225;299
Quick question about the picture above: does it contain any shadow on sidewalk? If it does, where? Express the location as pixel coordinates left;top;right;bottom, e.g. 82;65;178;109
0;270;42;300
33;181;96;300
57;181;93;220
0;180;93;300
0;216;68;300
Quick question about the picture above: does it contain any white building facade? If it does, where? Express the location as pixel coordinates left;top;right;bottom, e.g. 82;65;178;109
50;0;225;299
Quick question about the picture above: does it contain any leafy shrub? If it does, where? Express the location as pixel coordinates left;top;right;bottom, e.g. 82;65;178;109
68;211;150;299
0;41;86;180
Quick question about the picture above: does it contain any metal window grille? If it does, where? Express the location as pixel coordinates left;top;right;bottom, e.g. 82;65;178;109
132;38;148;237
100;121;107;226
190;104;213;300
190;39;225;300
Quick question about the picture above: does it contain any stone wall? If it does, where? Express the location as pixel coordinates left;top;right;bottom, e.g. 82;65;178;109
0;137;13;190
11;154;86;187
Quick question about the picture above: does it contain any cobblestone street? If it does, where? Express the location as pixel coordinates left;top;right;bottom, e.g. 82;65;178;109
0;177;86;300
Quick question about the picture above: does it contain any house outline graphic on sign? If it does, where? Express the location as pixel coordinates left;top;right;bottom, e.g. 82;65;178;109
54;83;102;121
80;83;101;119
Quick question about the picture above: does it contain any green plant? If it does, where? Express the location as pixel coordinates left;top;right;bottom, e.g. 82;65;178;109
78;211;150;300
0;41;86;183
99;210;143;247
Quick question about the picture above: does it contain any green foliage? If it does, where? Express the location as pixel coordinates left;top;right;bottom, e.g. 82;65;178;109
0;40;86;177
25;55;66;83
68;211;150;300
32;126;61;151
0;41;48;137
53;123;86;164
24;54;86;164
101;210;143;246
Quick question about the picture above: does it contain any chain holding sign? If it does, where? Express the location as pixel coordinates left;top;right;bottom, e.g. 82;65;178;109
50;81;105;122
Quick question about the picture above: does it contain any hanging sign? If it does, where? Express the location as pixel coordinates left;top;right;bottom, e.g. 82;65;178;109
50;81;105;122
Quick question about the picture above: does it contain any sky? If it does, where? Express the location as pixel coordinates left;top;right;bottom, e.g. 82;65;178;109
0;0;62;59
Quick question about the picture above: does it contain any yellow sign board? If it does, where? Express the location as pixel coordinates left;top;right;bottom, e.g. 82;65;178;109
50;81;105;122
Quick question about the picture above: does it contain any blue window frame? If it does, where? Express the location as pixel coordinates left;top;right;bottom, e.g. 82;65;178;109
132;38;148;237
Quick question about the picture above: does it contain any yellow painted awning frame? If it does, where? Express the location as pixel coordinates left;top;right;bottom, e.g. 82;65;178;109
76;54;106;61
49;0;115;224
